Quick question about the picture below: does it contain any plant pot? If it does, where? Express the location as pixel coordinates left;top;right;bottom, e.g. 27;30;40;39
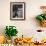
40;20;46;27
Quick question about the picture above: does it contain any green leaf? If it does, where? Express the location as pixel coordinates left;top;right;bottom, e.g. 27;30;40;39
5;26;18;39
44;15;46;19
36;15;44;21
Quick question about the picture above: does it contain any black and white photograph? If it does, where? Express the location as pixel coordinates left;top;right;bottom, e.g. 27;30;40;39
10;2;25;20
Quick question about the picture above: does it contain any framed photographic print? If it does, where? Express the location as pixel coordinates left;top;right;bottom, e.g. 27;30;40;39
10;2;25;20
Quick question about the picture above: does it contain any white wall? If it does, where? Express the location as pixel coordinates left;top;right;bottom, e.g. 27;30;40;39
0;0;46;41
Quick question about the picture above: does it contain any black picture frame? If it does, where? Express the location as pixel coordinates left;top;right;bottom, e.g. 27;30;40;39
10;2;25;20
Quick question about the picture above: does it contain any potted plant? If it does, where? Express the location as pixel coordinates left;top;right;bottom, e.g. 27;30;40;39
36;14;46;27
36;6;46;27
5;26;18;43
